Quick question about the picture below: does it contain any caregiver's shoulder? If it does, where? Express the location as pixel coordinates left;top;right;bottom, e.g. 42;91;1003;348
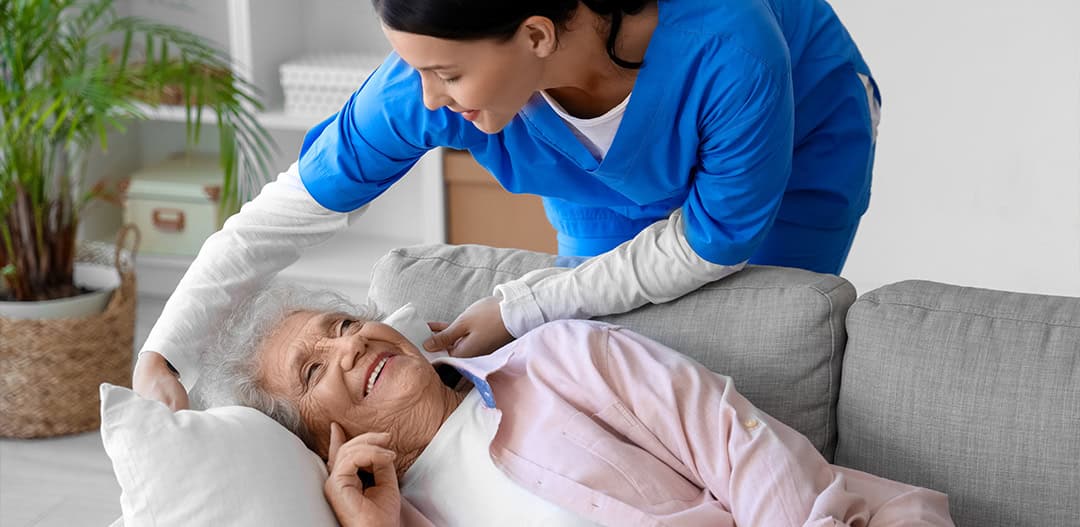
661;0;786;48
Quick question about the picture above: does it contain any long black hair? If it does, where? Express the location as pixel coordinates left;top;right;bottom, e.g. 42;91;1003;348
371;0;651;69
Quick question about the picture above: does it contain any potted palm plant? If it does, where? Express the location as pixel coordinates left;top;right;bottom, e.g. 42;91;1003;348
0;0;275;437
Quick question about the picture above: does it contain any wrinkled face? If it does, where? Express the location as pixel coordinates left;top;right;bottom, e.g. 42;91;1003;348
384;26;547;133
257;311;446;457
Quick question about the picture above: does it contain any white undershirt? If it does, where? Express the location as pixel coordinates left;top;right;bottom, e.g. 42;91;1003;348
539;90;631;161
399;388;601;527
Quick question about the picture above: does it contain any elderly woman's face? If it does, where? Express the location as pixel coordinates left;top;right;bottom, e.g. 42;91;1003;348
257;311;445;456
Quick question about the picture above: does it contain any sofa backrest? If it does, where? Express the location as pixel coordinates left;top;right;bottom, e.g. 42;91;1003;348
837;280;1080;527
368;244;856;459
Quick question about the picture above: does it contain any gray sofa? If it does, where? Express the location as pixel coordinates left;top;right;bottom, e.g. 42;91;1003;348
368;244;1080;527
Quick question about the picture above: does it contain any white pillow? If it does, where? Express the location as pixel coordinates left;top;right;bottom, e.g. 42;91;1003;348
101;303;435;526
100;383;338;526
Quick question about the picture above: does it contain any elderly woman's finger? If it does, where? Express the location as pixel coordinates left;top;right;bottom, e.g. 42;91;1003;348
328;441;396;490
327;422;345;468
365;448;400;504
427;321;450;332
334;432;392;462
324;440;401;526
329;426;391;467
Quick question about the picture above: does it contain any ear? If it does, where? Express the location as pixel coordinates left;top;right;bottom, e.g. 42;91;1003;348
518;15;559;59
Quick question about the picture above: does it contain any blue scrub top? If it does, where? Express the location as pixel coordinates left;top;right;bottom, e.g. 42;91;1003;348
298;0;877;264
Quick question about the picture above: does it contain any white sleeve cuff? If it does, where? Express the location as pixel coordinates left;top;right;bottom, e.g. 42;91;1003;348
494;279;548;338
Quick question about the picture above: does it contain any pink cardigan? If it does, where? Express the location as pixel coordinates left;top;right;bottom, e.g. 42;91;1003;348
400;320;953;526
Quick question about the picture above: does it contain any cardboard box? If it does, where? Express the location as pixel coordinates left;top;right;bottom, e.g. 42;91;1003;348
444;150;557;254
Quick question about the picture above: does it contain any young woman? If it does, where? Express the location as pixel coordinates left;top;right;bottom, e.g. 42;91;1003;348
135;0;880;409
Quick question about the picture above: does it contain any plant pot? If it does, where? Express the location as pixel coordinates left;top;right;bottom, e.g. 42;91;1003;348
0;228;140;438
0;263;121;320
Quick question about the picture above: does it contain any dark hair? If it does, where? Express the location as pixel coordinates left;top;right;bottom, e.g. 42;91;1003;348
371;0;650;69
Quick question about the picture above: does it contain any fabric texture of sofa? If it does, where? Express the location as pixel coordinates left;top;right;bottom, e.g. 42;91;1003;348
368;244;1080;527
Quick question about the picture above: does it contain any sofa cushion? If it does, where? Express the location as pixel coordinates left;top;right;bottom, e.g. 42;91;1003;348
837;280;1080;527
368;244;856;459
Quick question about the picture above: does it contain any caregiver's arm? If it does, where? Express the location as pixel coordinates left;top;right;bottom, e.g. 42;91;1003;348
428;209;744;357
135;53;465;405
136;164;362;397
494;208;745;337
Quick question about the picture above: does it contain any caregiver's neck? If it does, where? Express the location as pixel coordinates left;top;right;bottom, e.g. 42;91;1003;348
541;1;658;119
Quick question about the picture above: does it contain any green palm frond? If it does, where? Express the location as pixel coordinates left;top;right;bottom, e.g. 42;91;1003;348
0;0;277;301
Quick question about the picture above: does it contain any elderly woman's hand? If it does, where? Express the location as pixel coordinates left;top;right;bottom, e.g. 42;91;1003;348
324;423;402;527
423;296;513;358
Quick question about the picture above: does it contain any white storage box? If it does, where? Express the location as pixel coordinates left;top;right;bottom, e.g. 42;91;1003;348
280;54;383;117
123;154;224;257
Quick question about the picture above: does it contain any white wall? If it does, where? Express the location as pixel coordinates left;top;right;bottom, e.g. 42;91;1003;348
828;0;1080;297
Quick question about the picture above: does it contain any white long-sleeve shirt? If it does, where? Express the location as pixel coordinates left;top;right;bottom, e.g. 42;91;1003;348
142;163;742;389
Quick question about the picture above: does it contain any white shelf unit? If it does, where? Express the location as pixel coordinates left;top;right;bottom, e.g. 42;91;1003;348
91;0;445;303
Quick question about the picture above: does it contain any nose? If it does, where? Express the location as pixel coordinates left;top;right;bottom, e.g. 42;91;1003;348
333;337;364;372
419;73;451;111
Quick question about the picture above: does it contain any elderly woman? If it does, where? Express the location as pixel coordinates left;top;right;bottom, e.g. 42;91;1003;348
206;283;954;527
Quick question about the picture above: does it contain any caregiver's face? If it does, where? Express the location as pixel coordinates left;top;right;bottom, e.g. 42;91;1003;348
257;311;444;457
384;25;547;134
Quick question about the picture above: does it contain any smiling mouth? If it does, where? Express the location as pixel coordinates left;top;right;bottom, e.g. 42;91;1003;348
364;353;393;396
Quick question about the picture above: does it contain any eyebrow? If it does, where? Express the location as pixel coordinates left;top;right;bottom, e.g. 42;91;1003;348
417;64;453;72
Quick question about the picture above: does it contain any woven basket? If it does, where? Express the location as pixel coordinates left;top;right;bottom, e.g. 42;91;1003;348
0;226;140;438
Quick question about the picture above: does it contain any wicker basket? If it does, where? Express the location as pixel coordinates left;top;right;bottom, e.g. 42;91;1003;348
0;226;140;438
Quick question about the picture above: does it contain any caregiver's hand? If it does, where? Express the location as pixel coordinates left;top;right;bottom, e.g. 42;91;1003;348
423;296;513;358
324;423;401;527
132;351;188;411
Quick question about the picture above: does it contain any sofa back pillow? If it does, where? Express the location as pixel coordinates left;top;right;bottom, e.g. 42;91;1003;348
368;243;856;459
837;280;1080;527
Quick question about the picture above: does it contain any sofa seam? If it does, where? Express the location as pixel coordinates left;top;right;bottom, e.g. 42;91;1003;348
390;253;544;277
857;298;1080;329
697;283;841;293
806;283;838;457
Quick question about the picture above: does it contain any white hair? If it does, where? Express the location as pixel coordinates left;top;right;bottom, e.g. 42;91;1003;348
199;280;382;446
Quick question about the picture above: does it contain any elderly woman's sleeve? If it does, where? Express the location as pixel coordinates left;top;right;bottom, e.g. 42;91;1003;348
140;163;362;390
597;326;954;526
